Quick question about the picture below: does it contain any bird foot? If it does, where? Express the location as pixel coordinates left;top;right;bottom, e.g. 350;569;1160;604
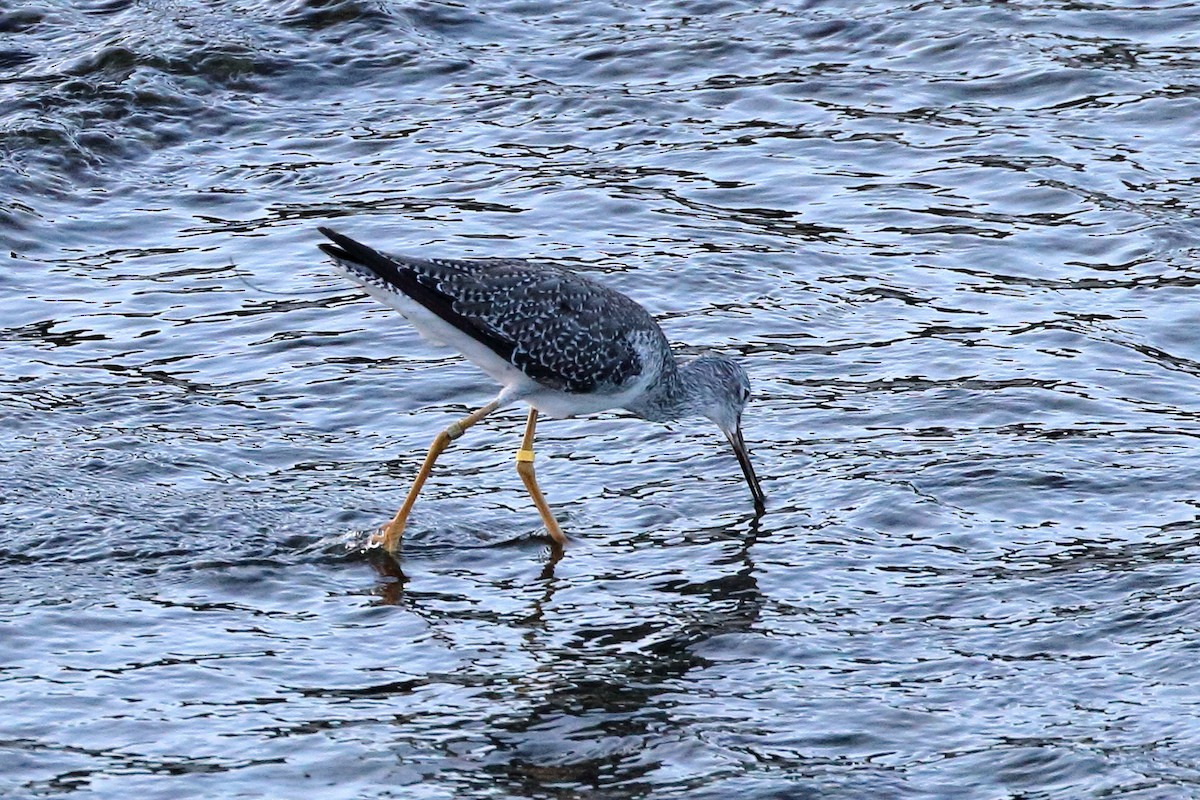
367;521;403;553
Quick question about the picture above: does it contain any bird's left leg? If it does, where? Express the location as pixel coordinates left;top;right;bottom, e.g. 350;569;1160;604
371;399;500;553
514;408;567;545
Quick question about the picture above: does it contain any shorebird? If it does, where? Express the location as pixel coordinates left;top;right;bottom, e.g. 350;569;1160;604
318;227;765;553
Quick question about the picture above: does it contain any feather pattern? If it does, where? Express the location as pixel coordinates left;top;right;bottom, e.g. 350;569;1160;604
318;227;662;395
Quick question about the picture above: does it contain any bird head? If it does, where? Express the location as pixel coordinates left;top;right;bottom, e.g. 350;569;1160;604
684;355;766;515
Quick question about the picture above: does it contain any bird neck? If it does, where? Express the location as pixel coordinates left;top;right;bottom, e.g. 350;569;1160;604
625;356;713;423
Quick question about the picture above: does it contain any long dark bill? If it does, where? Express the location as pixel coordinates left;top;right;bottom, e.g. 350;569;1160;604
725;426;766;516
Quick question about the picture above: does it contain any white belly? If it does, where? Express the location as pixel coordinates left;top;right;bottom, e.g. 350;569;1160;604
338;265;655;419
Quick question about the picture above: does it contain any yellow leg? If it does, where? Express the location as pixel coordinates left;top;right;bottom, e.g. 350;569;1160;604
515;408;567;545
371;400;500;553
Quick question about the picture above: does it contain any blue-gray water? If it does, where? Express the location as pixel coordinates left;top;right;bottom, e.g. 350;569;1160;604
4;1;1200;798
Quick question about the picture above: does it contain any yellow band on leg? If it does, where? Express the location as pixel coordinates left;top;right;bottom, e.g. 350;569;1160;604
515;449;535;463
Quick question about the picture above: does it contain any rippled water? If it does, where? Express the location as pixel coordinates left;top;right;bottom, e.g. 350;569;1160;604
4;1;1200;797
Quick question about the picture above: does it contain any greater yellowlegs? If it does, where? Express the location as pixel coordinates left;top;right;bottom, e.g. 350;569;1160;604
318;226;765;552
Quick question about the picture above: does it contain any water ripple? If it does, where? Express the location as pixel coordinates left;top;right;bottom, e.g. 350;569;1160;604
3;0;1200;798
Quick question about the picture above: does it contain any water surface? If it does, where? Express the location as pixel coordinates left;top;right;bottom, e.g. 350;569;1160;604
3;1;1200;798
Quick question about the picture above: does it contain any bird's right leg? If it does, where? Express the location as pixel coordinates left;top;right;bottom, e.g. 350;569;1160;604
371;400;500;553
514;408;567;546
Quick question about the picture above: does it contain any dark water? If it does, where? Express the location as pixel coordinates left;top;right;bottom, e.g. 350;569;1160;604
4;0;1200;797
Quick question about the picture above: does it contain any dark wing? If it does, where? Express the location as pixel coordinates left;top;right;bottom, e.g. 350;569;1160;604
318;227;662;393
